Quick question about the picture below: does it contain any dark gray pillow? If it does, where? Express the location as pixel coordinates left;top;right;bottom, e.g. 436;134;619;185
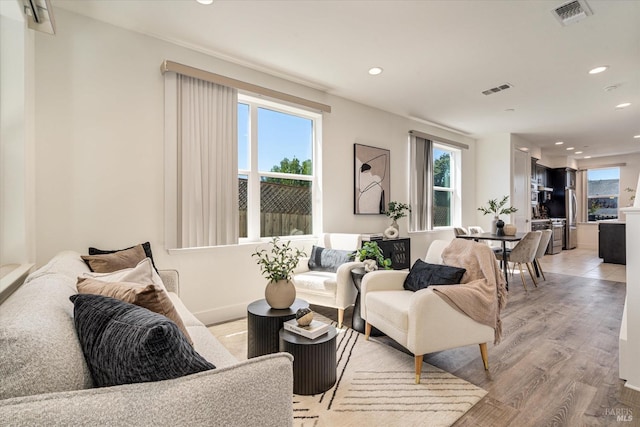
308;245;354;272
69;294;215;387
403;259;466;292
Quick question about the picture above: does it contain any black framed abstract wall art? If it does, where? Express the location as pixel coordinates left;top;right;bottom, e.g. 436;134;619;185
354;143;390;214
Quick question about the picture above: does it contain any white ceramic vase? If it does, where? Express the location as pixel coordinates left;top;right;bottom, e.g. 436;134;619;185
265;279;296;309
384;220;400;239
491;216;499;234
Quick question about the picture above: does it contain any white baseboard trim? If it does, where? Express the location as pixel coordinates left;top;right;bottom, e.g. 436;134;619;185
624;382;640;392
194;303;248;326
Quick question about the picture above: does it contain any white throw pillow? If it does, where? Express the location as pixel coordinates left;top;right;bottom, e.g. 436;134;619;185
79;258;166;291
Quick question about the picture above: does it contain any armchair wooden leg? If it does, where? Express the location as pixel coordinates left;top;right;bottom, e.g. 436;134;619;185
364;322;371;340
337;309;344;329
479;343;489;370
415;354;423;384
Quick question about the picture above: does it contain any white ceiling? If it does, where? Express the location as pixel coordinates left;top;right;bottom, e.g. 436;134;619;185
54;0;640;159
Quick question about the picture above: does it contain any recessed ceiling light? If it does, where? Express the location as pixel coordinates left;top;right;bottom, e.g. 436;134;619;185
196;0;214;4
368;67;383;76
575;151;583;154
589;66;608;74
555;141;564;145
584;156;592;159
616;102;632;109
634;135;640;139
566;147;575;151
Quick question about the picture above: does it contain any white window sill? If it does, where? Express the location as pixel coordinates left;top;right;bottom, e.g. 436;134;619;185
0;263;34;304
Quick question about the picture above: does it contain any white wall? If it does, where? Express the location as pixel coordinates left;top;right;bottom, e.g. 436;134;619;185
32;9;477;324
0;9;35;267
474;133;512;231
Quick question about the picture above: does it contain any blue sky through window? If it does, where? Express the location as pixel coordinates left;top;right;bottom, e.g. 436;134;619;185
588;168;619;181
238;104;313;173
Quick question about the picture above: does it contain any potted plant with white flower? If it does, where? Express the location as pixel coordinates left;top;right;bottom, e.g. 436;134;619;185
384;201;410;238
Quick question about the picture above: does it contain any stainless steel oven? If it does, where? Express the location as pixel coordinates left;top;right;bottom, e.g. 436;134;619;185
531;220;556;254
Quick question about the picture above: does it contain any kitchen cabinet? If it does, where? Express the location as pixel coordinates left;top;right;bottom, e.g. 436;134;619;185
536;165;549;187
598;221;625;264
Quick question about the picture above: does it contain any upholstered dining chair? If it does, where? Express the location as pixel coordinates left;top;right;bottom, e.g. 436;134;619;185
292;233;363;328
534;229;553;281
467;226;484;235
467;225;502;251
453;227;468;237
495;231;542;290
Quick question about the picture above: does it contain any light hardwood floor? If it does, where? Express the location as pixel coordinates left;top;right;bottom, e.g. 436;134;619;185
209;248;637;426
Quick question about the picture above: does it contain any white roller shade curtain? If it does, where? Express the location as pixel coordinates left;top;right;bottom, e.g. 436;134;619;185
177;75;238;247
409;135;433;231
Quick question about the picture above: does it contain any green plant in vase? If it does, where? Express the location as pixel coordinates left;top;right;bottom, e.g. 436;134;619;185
252;237;306;309
351;241;392;272
384;201;411;238
478;195;518;235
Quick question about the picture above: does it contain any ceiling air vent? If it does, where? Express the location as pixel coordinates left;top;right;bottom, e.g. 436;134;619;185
482;83;513;96
552;0;593;26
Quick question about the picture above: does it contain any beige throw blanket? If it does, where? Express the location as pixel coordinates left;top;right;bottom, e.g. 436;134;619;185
432;239;508;344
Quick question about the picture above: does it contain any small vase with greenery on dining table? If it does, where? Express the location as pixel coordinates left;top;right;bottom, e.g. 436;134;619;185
477;195;517;235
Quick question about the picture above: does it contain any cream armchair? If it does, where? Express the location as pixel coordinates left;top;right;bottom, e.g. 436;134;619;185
361;239;498;384
292;233;364;328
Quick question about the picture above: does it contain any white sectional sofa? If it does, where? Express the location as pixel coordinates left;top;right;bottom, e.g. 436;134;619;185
0;251;293;426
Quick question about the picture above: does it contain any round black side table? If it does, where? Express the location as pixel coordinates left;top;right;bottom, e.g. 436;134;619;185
279;327;337;395
247;298;308;358
350;268;383;336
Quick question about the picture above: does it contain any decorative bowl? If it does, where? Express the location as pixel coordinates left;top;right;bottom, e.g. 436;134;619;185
504;224;517;236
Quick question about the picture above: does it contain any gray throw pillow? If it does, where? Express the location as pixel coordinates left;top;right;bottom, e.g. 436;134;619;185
403;259;466;292
69;294;215;387
307;245;354;272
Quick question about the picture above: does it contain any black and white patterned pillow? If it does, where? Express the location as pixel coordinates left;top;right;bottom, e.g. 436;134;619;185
70;293;215;387
307;245;354;272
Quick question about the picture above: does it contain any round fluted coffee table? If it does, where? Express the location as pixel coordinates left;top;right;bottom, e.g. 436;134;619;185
279;326;337;395
247;298;309;358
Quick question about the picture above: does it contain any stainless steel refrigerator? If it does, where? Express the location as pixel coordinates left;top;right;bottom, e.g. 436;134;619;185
565;187;577;249
546;168;577;249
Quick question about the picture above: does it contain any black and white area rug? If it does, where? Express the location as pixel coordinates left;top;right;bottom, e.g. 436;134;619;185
293;326;487;427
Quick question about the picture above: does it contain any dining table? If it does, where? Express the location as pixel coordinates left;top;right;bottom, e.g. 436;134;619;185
456;232;526;291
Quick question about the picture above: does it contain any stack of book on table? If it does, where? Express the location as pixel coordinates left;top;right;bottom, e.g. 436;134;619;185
283;319;330;339
361;233;383;241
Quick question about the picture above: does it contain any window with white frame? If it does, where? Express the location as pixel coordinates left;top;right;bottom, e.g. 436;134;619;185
432;144;460;228
409;134;462;231
164;71;322;249
238;95;320;240
587;167;619;221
